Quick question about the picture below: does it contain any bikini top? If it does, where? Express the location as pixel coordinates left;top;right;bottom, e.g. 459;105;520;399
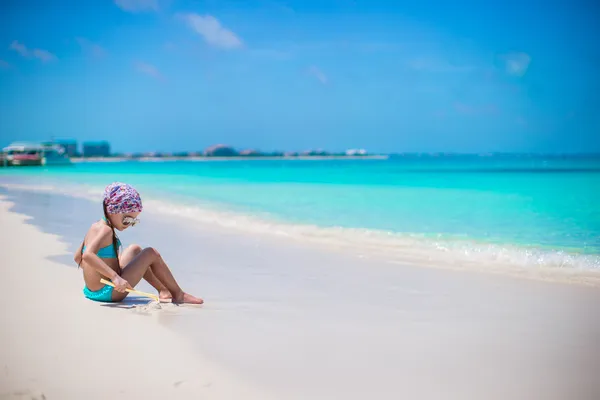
81;217;121;259
82;237;121;259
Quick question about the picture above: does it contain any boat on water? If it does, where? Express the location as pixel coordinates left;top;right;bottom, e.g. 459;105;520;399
2;142;72;167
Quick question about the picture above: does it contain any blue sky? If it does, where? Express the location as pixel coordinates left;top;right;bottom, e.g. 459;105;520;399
0;0;598;153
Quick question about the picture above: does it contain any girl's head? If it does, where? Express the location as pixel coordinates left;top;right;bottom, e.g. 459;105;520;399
102;182;143;231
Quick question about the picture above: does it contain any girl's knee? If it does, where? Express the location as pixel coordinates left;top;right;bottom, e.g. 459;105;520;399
142;246;160;259
127;244;143;254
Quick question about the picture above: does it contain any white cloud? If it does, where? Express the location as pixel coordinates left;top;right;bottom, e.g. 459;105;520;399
134;61;162;79
500;52;531;77
76;37;106;59
267;1;295;14
9;40;57;62
182;13;243;49
114;0;159;12
9;41;28;57
308;66;328;85
32;49;56;62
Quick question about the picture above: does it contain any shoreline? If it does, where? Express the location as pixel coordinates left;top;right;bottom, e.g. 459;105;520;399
70;155;390;162
1;181;599;286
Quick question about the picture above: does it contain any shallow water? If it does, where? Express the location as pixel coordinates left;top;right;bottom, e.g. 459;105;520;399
1;155;599;271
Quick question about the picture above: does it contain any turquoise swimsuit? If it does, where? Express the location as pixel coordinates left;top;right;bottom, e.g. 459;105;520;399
82;235;121;302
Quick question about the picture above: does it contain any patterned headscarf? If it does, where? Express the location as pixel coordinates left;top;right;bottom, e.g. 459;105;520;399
103;182;143;214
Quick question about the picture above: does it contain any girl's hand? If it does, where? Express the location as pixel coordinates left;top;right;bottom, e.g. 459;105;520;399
74;253;82;265
111;275;132;293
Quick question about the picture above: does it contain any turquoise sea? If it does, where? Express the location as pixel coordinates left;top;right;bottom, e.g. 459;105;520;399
2;155;599;271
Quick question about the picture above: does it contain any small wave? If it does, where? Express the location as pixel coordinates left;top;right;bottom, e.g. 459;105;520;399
397;167;600;173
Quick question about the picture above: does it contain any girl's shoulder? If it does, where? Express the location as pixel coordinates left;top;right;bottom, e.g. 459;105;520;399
84;220;114;243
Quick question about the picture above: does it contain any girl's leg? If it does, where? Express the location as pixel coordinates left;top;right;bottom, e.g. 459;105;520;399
120;244;171;300
115;247;203;304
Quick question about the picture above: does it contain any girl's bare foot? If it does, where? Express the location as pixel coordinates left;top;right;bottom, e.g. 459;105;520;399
159;289;172;301
173;292;204;305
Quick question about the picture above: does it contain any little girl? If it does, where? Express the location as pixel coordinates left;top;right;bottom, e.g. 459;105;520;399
74;182;203;304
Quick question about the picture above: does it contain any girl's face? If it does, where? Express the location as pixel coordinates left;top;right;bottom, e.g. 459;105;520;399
109;211;141;231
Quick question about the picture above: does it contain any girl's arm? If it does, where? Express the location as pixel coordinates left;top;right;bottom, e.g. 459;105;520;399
81;225;120;281
74;241;84;265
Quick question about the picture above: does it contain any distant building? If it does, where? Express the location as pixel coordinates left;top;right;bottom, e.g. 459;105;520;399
83;141;110;157
345;149;367;156
42;139;78;157
55;139;78;157
204;144;238;157
239;149;262;157
301;149;330;156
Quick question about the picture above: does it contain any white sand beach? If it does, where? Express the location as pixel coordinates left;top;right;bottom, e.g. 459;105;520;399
0;197;273;400
1;189;599;400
